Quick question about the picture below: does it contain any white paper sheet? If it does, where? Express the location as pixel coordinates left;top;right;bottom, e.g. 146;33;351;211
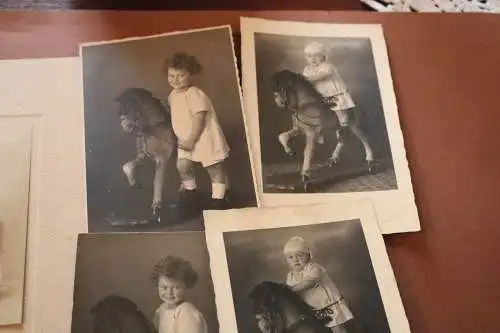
0;57;87;333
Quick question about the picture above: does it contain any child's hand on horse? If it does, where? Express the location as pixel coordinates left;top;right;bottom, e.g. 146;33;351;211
179;139;196;151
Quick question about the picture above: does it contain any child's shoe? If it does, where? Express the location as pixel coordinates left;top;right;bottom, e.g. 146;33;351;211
176;189;203;218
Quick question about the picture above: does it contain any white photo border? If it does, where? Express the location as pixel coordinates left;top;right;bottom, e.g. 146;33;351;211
203;200;412;333
240;17;420;234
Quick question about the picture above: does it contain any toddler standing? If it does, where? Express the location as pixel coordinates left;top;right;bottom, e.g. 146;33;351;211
165;52;231;210
284;236;353;333
302;41;374;164
151;256;208;333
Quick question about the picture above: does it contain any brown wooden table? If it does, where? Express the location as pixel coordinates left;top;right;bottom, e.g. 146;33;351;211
0;0;367;10
1;10;500;333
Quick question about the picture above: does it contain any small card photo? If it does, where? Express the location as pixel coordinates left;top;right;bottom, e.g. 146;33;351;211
71;232;219;333
80;25;257;233
240;17;419;234
203;201;411;333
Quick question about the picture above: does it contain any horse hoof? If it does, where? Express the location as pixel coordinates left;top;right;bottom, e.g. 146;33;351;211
132;182;142;189
286;150;296;157
152;207;161;223
367;160;378;174
327;158;338;168
301;174;312;192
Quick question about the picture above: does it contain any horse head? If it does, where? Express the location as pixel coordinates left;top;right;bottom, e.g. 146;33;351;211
270;70;302;110
249;281;321;333
114;87;171;135
90;295;154;333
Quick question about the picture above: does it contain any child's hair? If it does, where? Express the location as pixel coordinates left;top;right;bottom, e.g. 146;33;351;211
163;52;203;75
151;255;198;288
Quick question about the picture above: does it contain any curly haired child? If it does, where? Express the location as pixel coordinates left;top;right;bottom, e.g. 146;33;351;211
151;255;208;333
164;52;231;211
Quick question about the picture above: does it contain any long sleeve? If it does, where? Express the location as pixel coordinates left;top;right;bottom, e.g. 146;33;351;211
302;63;334;82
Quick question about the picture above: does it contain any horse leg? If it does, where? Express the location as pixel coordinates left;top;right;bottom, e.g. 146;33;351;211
152;146;172;221
122;154;146;188
328;129;346;168
278;128;299;156
349;122;376;172
302;129;316;182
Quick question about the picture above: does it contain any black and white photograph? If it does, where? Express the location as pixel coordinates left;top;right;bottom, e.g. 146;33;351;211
203;201;411;333
240;17;420;234
0;119;32;326
80;26;257;233
71;232;219;333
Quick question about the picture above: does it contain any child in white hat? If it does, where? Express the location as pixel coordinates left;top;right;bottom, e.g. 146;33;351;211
283;236;353;333
302;41;355;128
302;41;374;165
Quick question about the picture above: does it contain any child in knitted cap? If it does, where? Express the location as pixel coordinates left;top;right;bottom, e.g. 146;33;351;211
302;41;374;165
283;236;353;333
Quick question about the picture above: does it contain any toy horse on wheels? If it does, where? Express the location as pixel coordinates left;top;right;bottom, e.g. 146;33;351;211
271;70;378;192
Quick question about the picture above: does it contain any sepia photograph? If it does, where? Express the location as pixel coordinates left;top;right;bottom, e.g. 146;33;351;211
240;17;420;234
0;119;32;326
71;232;219;333
80;26;257;233
203;201;411;333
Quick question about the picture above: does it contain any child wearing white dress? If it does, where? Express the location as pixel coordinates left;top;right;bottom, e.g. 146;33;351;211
284;236;353;333
151;256;208;333
302;41;374;164
164;52;230;210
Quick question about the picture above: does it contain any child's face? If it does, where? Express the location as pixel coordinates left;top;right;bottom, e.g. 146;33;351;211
305;52;324;66
285;251;310;271
167;68;191;90
157;275;187;308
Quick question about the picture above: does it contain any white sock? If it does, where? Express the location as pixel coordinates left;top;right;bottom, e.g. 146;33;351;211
182;179;197;191
212;182;227;199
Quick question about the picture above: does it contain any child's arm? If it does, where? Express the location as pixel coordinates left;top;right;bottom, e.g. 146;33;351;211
290;279;318;292
179;111;207;151
303;63;334;82
291;263;324;292
179;88;211;151
177;306;207;333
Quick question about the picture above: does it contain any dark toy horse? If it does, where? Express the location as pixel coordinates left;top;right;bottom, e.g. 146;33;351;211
90;295;154;333
114;87;177;221
249;281;332;333
271;70;375;182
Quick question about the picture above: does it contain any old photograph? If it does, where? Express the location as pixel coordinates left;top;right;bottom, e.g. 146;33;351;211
204;201;411;333
71;232;218;333
80;26;257;233
0;119;32;325
241;17;420;233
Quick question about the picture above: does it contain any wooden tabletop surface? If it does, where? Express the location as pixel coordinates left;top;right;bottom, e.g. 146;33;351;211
1;10;500;333
0;0;367;10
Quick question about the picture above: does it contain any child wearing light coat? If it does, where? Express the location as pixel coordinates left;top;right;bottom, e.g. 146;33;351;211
284;236;353;333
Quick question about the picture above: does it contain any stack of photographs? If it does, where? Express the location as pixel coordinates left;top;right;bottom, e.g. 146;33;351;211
70;16;420;333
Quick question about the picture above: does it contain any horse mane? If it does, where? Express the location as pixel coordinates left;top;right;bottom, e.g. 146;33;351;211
114;87;171;125
271;69;328;107
90;295;154;333
249;281;318;319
